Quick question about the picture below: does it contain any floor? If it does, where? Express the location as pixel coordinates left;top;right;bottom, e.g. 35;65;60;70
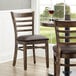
0;57;76;76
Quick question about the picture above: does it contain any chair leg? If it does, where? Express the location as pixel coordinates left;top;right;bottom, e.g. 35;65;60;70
13;43;18;66
23;44;27;70
45;40;49;68
54;55;56;76
33;44;36;64
55;56;60;76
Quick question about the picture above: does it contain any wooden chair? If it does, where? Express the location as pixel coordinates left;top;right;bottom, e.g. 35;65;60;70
11;11;49;70
53;20;76;76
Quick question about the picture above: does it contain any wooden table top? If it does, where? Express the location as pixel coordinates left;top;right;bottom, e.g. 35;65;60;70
41;20;76;27
40;21;55;27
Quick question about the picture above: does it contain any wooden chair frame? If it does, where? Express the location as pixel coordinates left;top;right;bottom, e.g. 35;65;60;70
53;20;76;76
11;11;49;70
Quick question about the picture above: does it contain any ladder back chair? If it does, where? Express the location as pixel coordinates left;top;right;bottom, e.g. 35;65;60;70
11;11;49;70
53;20;76;76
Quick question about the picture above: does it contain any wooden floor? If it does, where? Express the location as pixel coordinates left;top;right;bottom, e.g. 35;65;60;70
0;57;54;76
0;57;76;76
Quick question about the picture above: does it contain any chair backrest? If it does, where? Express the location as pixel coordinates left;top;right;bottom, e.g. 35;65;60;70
55;20;76;47
11;11;34;39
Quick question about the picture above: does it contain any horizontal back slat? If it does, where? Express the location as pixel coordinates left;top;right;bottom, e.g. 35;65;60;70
58;36;76;39
13;12;33;17
16;24;32;27
55;20;76;27
59;42;76;45
17;29;32;32
16;20;32;22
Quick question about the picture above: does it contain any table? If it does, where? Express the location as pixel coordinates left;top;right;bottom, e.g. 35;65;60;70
41;21;71;76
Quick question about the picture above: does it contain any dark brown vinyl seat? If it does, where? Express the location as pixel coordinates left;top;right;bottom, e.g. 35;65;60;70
53;45;76;54
53;20;76;76
18;35;48;42
11;11;49;70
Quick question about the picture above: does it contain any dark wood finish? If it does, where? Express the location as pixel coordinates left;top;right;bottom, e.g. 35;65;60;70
53;20;76;76
11;11;49;70
41;21;54;27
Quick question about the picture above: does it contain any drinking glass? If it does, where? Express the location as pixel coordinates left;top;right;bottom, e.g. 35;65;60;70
48;7;54;23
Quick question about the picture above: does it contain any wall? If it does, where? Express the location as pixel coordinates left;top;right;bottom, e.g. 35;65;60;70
0;0;31;63
0;0;31;10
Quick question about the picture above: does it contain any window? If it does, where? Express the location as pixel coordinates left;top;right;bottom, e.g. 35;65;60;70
40;0;76;44
65;0;76;19
31;0;40;34
40;0;76;20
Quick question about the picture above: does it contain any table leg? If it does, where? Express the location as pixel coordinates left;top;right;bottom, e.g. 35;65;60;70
63;27;71;76
63;58;71;76
50;32;53;43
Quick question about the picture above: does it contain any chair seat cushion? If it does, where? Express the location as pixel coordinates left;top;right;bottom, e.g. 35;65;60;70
53;45;76;54
17;35;48;42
